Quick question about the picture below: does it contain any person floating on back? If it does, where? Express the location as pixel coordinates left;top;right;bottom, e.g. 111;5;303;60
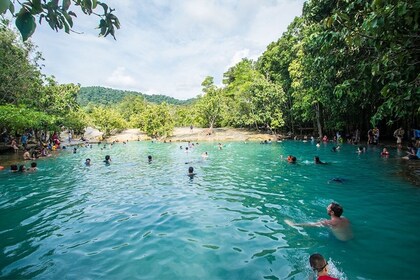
309;253;339;280
286;202;353;241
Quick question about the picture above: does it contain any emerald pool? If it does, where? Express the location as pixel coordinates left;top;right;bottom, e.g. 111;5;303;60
1;141;419;279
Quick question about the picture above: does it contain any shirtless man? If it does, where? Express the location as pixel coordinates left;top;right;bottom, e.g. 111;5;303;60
23;149;31;160
286;202;353;241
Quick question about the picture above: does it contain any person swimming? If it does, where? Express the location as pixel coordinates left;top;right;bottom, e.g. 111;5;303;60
309;253;339;280
148;155;152;163
10;164;18;173
85;158;91;166
329;177;345;183
286;202;353;241
28;162;37;171
104;155;111;165
314;156;325;164
188;166;196;177
287;155;297;163
381;148;390;157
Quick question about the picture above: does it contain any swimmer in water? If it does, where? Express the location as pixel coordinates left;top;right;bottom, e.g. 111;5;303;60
104;155;111;165
286;202;353;241
381;148;389;157
28;162;37;171
85;158;91;166
188;166;196;177
309;253;339;280
10;164;18;173
287;155;297;163
201;152;208;159
329;178;345;183
314;156;325;164
148;155;152;163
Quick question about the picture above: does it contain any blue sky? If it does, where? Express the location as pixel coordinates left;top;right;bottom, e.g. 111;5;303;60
31;0;304;100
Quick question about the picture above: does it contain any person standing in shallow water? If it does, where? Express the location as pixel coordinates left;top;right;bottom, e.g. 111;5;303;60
286;202;353;241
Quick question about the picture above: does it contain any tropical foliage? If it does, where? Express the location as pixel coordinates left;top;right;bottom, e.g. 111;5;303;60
0;0;120;41
78;86;194;107
1;0;419;142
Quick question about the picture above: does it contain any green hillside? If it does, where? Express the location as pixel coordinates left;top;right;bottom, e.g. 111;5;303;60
77;86;195;106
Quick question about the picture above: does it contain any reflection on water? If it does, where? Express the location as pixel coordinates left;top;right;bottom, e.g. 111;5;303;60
0;141;419;279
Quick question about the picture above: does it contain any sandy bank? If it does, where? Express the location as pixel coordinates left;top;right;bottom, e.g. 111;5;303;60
105;127;276;142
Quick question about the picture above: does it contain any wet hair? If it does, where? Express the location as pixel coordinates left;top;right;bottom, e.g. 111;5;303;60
148;155;152;162
309;253;327;272
31;162;37;168
188;166;194;173
330;202;343;217
314;156;321;163
10;164;18;171
18;165;26;172
105;155;110;160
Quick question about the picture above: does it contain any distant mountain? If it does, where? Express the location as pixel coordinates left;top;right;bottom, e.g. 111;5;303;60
77;86;196;106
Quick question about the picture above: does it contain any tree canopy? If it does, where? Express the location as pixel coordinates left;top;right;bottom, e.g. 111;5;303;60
77;86;195;107
1;0;418;141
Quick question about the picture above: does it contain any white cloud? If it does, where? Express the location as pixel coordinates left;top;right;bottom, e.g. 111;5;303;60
105;67;139;89
30;0;304;100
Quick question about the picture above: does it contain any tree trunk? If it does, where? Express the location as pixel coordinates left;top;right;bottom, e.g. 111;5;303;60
315;102;322;138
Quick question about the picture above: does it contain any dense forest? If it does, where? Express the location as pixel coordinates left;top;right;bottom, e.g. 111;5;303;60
1;0;419;141
77;86;195;107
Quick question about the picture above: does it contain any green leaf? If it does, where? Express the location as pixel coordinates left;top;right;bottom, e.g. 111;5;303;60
31;0;42;13
83;0;92;11
99;2;108;13
8;1;14;13
92;0;97;9
0;0;10;14
16;11;36;41
62;0;71;11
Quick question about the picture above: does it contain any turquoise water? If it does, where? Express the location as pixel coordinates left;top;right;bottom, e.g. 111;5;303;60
1;141;419;279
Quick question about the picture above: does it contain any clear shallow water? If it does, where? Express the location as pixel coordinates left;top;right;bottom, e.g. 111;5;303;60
1;141;419;279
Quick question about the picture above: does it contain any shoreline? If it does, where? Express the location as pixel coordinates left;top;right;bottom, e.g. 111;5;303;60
1;127;419;185
105;127;277;143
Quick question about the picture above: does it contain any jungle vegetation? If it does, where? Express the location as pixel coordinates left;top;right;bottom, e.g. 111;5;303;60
1;0;419;140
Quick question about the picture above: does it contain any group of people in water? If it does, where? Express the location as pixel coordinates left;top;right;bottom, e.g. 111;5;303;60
2;127;420;279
